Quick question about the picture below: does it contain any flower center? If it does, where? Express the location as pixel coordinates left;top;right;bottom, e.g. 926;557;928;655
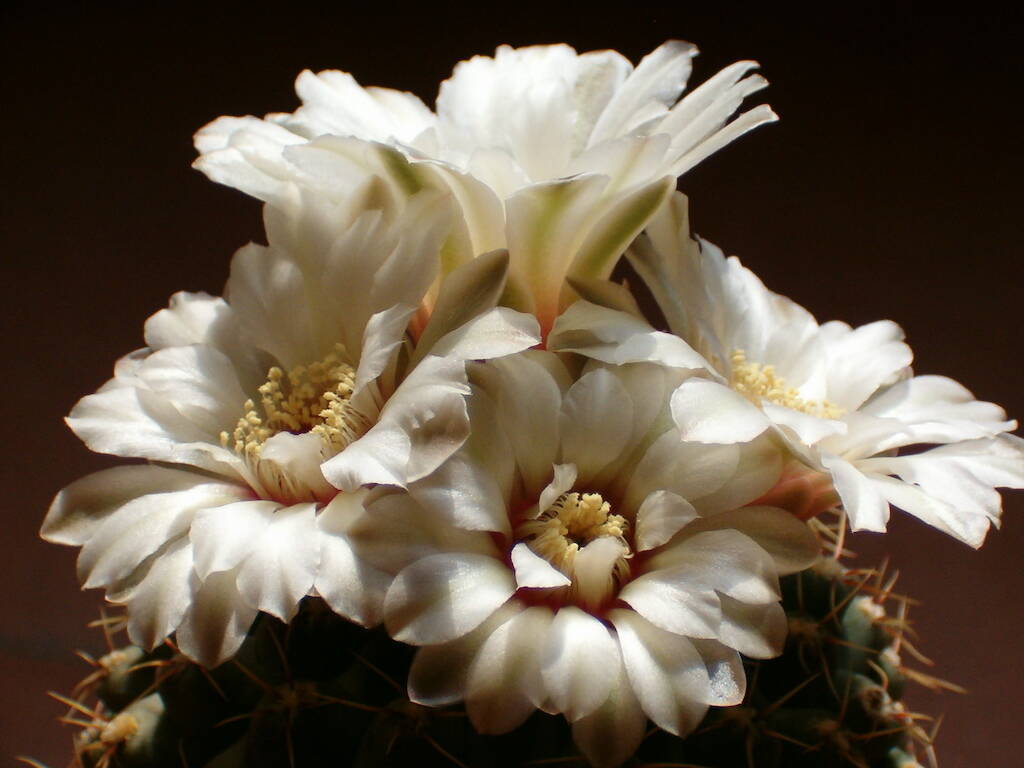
221;344;374;460
730;348;845;419
516;492;632;609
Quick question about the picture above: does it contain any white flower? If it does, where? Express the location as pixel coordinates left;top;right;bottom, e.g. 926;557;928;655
347;352;819;767
194;41;774;332
41;183;540;666
550;192;1024;546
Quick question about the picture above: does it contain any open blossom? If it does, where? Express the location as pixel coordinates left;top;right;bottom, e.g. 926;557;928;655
550;193;1024;546
346;352;819;766
41;183;540;666
194;41;774;332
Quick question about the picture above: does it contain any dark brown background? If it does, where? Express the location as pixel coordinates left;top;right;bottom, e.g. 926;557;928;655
3;3;1022;764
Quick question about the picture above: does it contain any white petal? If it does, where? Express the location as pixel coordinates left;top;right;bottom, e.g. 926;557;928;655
871;475;995;548
619;570;720;639
142;291;266;392
511;543;571;589
315;491;393;626
821;453;890;532
461;145;529;199
409;449;512;534
321;417;413;490
259;431;337;500
224;241;319;370
384;553;515;645
566;275;644;318
411;248;511;361
610;609;709;736
175;567;259;667
415;160;506;256
281;138;433;217
861;436;1024;545
487;353;566;495
428;307;541;361
862;375;1015;443
572;49;633;146
436;44;580;180
645;530;780;605
548;300;710;370
761;402;846;446
362;186;450;313
308;183;448;351
143;291;228;348
606;363;690;456
671;378;772;444
659;59;764;147
77;482;243;590
353;304;417;394
126;538;197;650
193;116;307;206
870;435;1024;498
624;195;694;338
289;69;434;143
407;387;513;534
691;639;746;706
819;410;910;461
322;354;471;490
566;176;674;285
560;368;634;482
504;174;609;323
716;595;786;659
236;503;320;621
570;656;647;768
43;465;211;547
588;40;697;145
67;383;238;476
190;500;278;580
346;490;497;577
541;606;621;721
635;490;699;551
624;431;740;513
106;348;148;383
819;319;912;410
134;345;249;436
670;103;778;176
681;506;820;575
574;537;629;610
688;432;784;514
466;606;554;733
566;135;671;197
408;601;523;707
537;463;578;519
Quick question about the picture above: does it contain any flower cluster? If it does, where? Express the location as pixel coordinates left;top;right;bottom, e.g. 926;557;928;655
43;42;1023;766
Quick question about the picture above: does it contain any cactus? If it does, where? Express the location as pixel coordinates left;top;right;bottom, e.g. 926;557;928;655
636;557;945;768
38;554;944;768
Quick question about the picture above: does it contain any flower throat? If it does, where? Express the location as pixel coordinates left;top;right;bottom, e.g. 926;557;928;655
517;491;632;609
730;349;844;419
221;344;373;459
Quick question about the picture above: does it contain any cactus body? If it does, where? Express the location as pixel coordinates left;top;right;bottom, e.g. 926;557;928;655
57;559;934;768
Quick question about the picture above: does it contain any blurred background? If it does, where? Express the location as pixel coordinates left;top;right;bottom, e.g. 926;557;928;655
2;3;1022;764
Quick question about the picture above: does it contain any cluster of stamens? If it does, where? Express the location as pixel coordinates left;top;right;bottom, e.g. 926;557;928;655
517;492;632;608
730;348;845;419
220;344;374;461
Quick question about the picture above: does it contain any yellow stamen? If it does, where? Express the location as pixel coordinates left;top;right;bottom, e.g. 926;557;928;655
517;492;631;607
730;349;845;419
220;343;373;459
